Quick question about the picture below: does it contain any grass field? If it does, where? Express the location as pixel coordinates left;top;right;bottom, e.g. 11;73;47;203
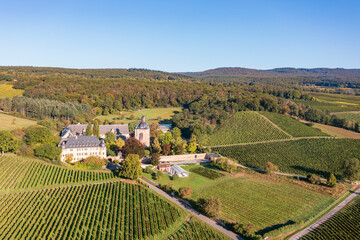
144;165;333;235
260;112;328;137
300;196;360;240
0;83;23;99
0;113;37;131
200;111;291;146
213;138;360;179
96;107;182;124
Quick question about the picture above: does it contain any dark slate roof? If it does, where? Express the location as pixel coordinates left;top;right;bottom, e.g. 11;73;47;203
99;124;129;135
136;121;149;129
63;136;103;148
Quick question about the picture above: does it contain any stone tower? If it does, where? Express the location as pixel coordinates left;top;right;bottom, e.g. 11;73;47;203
135;115;150;147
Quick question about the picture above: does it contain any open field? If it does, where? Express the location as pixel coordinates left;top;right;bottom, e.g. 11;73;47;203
0;181;186;239
96;107;182;124
312;122;360;139
144;165;333;234
260;112;328;137
213;138;360;179
300;196;360;240
296;93;360;112
0;113;37;131
0;83;23;99
200;111;291;146
0;155;116;191
168;216;232;240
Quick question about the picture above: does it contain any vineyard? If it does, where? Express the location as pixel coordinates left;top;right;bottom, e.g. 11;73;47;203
213;138;360;179
168;216;231;240
260;111;328;137
190;175;332;232
333;111;360;122
0;155;116;191
200;111;291;146
0;181;188;239
300;196;360;240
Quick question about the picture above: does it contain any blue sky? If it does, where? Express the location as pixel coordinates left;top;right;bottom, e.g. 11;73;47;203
0;0;359;72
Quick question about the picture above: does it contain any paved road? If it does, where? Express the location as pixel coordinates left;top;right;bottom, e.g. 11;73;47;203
289;188;360;240
140;178;243;240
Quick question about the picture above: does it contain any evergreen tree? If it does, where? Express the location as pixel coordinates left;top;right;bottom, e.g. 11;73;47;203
93;122;100;138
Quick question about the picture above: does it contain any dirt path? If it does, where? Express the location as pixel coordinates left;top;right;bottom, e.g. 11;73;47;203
140;178;242;240
289;188;360;240
312;123;360;139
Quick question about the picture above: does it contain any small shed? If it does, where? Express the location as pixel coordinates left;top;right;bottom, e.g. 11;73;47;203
158;163;171;172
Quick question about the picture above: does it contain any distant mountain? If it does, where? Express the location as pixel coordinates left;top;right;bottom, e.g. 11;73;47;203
182;67;360;78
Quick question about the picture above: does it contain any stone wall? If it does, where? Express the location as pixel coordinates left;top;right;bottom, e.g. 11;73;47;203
159;153;219;162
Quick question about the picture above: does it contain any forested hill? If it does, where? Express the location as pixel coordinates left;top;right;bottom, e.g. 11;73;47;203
183;67;360;78
0;66;194;82
180;67;360;88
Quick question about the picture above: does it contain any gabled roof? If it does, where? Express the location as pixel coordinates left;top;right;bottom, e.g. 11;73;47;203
63;136;104;148
99;124;129;135
67;123;88;135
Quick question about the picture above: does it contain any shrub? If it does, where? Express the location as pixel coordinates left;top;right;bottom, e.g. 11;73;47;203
327;173;337;187
265;161;279;174
307;174;321;184
144;166;153;174
197;197;222;217
232;223;262;240
156;171;163;180
172;174;179;180
179;187;192;198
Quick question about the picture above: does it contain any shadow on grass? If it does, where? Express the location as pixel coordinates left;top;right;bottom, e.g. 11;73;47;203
256;220;296;236
291;165;330;178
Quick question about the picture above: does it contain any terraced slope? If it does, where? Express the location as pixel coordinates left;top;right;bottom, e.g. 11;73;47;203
0;182;186;239
0;155;116;191
260;112;328;137
300;196;360;240
200;111;291;146
213;138;360;179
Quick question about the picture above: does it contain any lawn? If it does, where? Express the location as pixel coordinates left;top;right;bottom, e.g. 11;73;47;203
95;107;182;124
144;165;333;235
0;83;23;99
0;113;37;131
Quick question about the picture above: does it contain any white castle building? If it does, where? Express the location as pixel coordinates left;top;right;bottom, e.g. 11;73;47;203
60;116;150;163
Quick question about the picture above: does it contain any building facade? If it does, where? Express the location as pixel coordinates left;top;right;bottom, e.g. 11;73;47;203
60;136;106;163
134;116;150;147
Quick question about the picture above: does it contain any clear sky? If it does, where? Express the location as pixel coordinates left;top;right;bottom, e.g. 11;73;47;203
0;0;359;72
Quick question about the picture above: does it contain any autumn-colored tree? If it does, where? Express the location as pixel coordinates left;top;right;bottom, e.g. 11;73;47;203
265;161;279;174
122;137;145;158
151;138;162;153
179;187;192;198
197;197;222;217
150;153;160;166
162;144;171;156
327;173;337;187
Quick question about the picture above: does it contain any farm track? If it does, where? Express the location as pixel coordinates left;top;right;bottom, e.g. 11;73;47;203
205;136;333;148
289;188;360;240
